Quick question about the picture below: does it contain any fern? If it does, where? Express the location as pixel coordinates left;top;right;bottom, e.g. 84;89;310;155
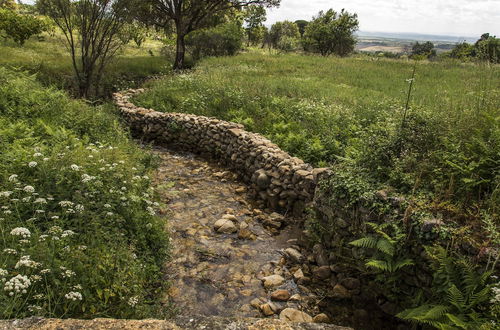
398;248;494;329
349;236;378;249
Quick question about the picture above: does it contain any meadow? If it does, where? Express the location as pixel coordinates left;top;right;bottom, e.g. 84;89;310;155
0;35;170;98
136;51;499;214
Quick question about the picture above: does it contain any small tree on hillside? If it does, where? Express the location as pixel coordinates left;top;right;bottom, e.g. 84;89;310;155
450;42;474;61
268;20;300;52
411;41;436;59
37;0;132;98
244;5;266;46
474;33;500;63
294;19;308;37
137;0;280;70
303;9;358;57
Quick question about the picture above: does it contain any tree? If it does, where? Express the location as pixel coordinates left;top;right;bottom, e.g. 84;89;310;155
411;41;436;59
37;0;132;98
267;20;299;51
303;9;358;57
0;0;17;10
294;19;308;37
244;5;266;46
138;0;280;70
474;33;499;63
0;8;48;45
450;42;474;61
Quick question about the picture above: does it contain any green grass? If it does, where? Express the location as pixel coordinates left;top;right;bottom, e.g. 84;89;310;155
136;51;499;210
0;67;170;319
0;34;170;97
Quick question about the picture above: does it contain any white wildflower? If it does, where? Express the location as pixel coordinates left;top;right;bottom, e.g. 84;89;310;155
40;269;51;274
0;269;7;277
15;256;40;269
4;275;31;294
64;291;83;301
3;248;17;255
8;175;18;182
61;230;75;238
59;201;74;207
28;162;38;168
48;226;62;234
43;158;49;162
75;204;84;212
0;191;13;198
10;227;31;239
23;186;35;193
81;174;95;183
30;275;42;282
60;268;76;278
22;197;31;203
106;212;114;216
103;204;111;208
51;216;59;220
146;207;155;216
70;164;80;171
128;296;139;307
34;198;47;204
39;235;49;242
33;153;43;158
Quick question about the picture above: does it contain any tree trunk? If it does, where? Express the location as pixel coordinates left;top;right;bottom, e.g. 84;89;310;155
174;32;186;70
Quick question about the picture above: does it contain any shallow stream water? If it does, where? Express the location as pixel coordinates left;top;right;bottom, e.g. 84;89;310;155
154;147;305;317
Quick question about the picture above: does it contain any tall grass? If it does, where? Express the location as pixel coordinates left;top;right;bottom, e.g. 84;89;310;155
136;51;499;211
0;67;170;319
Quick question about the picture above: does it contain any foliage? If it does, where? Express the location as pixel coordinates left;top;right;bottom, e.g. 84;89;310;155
475;34;500;64
134;0;280;69
244;5;267;46
0;68;170;319
186;21;244;61
119;22;149;47
0;32;170;98
411;41;437;59
267;20;300;52
303;9;359;57
397;247;496;329
37;0;133;98
135;52;500;211
0;0;16;10
294;20;308;37
0;9;48;45
450;42;474;61
350;222;413;299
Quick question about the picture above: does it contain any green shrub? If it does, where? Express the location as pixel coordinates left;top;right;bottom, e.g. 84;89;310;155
0;9;47;45
186;21;244;61
0;68;169;319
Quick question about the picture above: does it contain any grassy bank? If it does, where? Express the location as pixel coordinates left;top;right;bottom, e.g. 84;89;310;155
136;52;499;213
0;35;169;97
0;67;170;319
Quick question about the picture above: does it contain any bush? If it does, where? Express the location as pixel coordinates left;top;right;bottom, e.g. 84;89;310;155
0;68;169;319
186;21;244;61
0;9;47;45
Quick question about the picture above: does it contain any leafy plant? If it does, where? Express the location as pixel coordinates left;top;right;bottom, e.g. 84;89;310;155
397;247;495;329
0;9;48;45
350;222;414;273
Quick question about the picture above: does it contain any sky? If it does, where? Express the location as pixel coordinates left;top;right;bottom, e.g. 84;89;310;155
265;0;500;38
21;0;500;38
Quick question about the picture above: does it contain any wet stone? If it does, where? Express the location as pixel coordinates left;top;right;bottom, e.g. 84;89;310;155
152;147;304;319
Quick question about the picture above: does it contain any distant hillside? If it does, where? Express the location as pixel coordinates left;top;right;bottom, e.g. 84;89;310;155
357;31;477;43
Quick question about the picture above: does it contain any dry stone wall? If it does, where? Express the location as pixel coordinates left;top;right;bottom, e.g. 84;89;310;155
113;89;330;216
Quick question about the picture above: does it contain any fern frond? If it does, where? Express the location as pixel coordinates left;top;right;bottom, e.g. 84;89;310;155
445;313;468;329
393;258;414;271
349;237;378;249
366;259;390;272
376;238;395;256
468;286;491;308
447;284;466;311
397;304;450;327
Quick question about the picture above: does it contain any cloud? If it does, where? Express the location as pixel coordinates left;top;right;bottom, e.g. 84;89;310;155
267;0;500;36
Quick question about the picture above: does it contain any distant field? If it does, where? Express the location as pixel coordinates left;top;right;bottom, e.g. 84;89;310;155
136;51;499;208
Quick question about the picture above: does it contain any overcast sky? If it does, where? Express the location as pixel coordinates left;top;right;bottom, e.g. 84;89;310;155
266;0;500;37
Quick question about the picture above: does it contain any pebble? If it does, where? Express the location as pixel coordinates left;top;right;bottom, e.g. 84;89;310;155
213;218;237;234
262;275;285;288
270;289;291;301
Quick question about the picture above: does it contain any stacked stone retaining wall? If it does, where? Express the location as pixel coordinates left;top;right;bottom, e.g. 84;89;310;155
113;89;330;215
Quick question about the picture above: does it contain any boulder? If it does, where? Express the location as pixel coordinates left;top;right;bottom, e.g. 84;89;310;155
270;289;291;301
279;308;313;323
213;219;237;234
